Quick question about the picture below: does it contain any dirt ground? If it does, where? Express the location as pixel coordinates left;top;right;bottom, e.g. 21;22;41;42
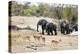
9;16;78;53
10;30;78;53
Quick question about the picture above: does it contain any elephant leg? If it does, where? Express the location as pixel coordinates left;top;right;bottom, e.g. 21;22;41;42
66;30;68;34
61;27;63;33
46;25;50;35
66;29;70;34
65;29;68;34
42;26;45;35
42;29;44;35
47;31;50;35
54;29;57;35
50;30;53;35
63;28;65;35
47;29;50;35
51;32;53;35
61;27;64;34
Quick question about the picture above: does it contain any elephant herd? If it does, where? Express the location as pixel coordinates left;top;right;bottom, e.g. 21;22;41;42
37;19;78;35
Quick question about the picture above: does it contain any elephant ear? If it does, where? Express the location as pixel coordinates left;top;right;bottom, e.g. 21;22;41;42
62;22;66;27
69;24;73;30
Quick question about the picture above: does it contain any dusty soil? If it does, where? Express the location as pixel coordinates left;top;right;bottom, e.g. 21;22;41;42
9;16;78;53
10;30;78;53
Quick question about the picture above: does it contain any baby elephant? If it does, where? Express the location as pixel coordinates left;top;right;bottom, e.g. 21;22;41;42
46;22;57;35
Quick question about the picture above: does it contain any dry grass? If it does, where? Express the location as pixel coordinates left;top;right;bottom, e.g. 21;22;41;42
10;30;78;53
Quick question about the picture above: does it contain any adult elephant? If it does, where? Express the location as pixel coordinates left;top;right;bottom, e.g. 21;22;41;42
65;23;73;34
60;20;73;34
60;20;67;34
37;19;48;35
46;22;57;35
65;23;78;34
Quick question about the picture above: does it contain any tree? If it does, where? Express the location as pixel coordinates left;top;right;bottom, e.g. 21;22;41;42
10;1;78;24
63;5;78;23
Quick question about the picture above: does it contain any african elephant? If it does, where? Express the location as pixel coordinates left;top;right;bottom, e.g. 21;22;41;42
37;19;48;35
46;22;57;35
60;20;73;34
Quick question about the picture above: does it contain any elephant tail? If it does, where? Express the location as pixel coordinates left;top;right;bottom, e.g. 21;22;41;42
37;24;39;32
